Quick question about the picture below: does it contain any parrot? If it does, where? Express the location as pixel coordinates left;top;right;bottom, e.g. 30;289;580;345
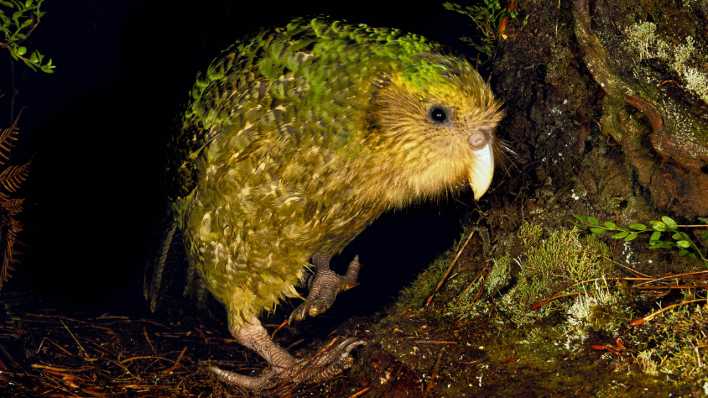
164;17;502;391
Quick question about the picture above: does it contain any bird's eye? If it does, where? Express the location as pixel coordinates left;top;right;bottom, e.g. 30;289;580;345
428;105;449;124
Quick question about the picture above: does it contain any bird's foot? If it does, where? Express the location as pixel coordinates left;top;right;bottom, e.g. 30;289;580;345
289;255;361;323
210;336;365;392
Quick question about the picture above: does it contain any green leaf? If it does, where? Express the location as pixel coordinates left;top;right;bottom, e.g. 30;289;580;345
650;231;662;241
11;10;22;25
611;231;629;239
573;215;587;224
587;216;599;226
590;227;606;236
672;232;690;241
19;16;31;29
661;216;677;230
649;240;671;249
697;217;708;224
676;240;691;248
625;232;639;242
651;221;666;232
24;0;32;8
678;249;689;256
16;45;25;56
629;223;647;231
603;221;617;229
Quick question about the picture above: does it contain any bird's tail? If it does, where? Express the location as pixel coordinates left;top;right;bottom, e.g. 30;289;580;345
143;206;178;313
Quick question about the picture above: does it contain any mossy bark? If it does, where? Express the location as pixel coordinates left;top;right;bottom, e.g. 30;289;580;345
492;0;707;218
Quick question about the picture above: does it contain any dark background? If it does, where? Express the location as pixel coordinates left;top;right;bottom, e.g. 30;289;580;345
2;1;482;315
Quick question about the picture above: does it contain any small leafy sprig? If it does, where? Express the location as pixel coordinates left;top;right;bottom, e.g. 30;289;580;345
574;215;708;264
0;0;54;73
444;0;520;60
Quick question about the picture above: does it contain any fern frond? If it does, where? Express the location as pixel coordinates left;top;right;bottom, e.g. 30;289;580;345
0;198;25;216
0;216;22;290
0;162;30;193
0;121;20;169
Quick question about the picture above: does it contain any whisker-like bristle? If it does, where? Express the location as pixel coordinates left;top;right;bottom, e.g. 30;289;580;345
493;138;521;176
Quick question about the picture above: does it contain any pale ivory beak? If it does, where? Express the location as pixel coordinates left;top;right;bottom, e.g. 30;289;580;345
469;143;494;200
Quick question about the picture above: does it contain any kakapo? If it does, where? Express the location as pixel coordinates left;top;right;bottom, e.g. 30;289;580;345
171;18;502;390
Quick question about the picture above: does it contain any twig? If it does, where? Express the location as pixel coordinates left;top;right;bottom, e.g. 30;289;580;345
119;355;174;365
633;270;708;287
411;339;458;345
530;270;707;310
634;284;707;290
630;298;707;326
271;319;289;339
603;257;652;278
424;229;477;307
60;320;94;361
424;348;445;397
161;346;188;375
143;326;156;355
46;338;75;357
694;344;703;369
531;292;581;311
348;386;371;398
31;363;93;373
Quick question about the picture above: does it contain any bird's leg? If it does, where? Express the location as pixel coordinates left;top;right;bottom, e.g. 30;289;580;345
289;253;361;323
209;316;364;391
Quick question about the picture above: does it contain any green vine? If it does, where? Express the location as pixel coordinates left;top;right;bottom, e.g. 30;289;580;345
574;215;708;264
0;0;54;73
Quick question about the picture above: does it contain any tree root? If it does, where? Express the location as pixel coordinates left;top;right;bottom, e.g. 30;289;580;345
572;0;708;217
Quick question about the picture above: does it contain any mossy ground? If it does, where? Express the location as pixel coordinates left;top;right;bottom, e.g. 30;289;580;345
315;189;705;397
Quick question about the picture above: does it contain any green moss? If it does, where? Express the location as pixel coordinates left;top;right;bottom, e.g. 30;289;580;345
671;35;694;74
516;221;543;247
396;250;450;309
629;292;707;386
500;227;612;325
485;255;511;296
436;224;615;326
444;277;487;321
624;22;668;61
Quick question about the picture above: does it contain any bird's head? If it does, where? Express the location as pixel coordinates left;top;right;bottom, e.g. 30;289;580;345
360;55;503;207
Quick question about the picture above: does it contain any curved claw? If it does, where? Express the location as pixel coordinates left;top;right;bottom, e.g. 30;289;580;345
209;337;366;391
210;364;279;391
289;256;362;323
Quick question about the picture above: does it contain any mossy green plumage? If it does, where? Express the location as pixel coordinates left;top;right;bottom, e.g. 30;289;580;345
173;18;502;327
